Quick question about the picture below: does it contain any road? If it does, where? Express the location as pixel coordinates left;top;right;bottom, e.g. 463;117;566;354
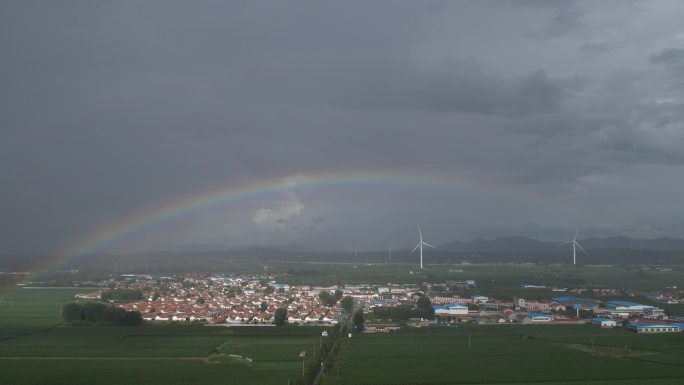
307;300;357;385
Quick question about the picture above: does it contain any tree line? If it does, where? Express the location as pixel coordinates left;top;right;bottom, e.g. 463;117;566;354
62;302;143;326
290;322;347;385
370;295;435;321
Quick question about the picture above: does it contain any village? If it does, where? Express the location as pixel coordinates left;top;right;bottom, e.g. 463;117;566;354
73;273;684;333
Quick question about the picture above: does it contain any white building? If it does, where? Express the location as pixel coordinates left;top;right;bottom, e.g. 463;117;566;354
434;304;469;316
591;318;617;328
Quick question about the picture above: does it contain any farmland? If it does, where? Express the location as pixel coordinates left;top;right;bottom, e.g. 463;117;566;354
2;268;684;385
329;325;684;385
0;288;325;385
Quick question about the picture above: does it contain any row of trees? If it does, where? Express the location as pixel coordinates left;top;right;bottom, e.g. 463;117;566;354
353;310;365;331
62;302;143;326
291;323;345;385
370;295;435;321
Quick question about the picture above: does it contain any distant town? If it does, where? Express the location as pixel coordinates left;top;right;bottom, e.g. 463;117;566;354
67;273;684;334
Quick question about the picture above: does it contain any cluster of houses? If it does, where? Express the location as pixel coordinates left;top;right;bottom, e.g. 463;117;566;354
78;274;344;325
73;274;681;333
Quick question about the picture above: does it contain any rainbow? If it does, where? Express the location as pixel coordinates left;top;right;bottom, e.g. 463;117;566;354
44;170;535;273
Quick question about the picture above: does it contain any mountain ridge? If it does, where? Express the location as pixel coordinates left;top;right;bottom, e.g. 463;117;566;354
439;235;684;252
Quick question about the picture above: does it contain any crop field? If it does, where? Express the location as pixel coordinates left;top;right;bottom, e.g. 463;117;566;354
0;288;326;385
0;287;85;339
329;325;684;385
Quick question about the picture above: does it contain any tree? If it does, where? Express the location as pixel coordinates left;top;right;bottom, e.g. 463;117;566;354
260;301;268;311
122;311;143;326
62;303;84;322
334;289;343;301
264;286;275;294
340;296;354;313
319;291;337;306
83;302;110;322
107;307;127;325
353;310;365;332
416;295;431;310
274;308;287;326
196;297;205;304
416;295;435;319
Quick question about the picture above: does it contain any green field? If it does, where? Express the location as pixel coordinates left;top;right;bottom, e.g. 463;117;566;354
2;268;684;385
0;288;325;385
328;325;684;385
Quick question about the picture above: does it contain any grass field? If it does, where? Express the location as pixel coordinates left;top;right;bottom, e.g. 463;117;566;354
2;267;683;385
329;325;684;385
0;288;326;385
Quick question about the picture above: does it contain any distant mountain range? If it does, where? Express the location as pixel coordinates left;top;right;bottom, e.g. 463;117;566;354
439;235;684;252
165;236;684;254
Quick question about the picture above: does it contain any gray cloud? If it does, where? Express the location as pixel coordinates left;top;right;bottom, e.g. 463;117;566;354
512;0;585;38
650;47;684;85
2;1;684;254
336;61;577;116
581;41;613;55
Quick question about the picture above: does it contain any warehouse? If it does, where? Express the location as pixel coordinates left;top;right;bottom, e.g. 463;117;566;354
433;304;469;316
626;322;683;333
553;296;599;309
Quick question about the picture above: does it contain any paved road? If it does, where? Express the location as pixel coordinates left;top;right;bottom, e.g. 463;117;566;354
308;327;340;385
307;300;357;385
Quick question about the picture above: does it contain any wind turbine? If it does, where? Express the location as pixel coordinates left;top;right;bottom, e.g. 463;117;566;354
411;226;436;269
560;231;586;265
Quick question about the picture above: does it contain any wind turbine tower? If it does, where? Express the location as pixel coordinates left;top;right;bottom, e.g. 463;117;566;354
561;231;586;265
411;226;436;269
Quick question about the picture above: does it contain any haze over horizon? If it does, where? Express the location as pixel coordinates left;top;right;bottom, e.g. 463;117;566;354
3;1;684;256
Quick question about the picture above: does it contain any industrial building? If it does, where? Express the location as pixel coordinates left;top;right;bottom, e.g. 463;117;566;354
626;322;684;333
433;304;469;316
552;296;599;309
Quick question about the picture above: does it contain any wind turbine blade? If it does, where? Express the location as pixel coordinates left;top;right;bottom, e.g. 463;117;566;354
559;241;572;245
575;241;587;254
574;229;578;241
417;226;423;242
422;242;437;249
410;243;420;254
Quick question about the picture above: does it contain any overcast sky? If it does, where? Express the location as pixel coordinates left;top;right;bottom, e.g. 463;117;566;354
3;0;684;255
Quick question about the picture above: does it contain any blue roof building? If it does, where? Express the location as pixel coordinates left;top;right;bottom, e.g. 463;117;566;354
526;313;553;322
553;296;599;309
627;322;684;333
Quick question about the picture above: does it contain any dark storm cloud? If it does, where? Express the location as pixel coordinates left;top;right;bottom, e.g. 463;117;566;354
2;0;684;254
